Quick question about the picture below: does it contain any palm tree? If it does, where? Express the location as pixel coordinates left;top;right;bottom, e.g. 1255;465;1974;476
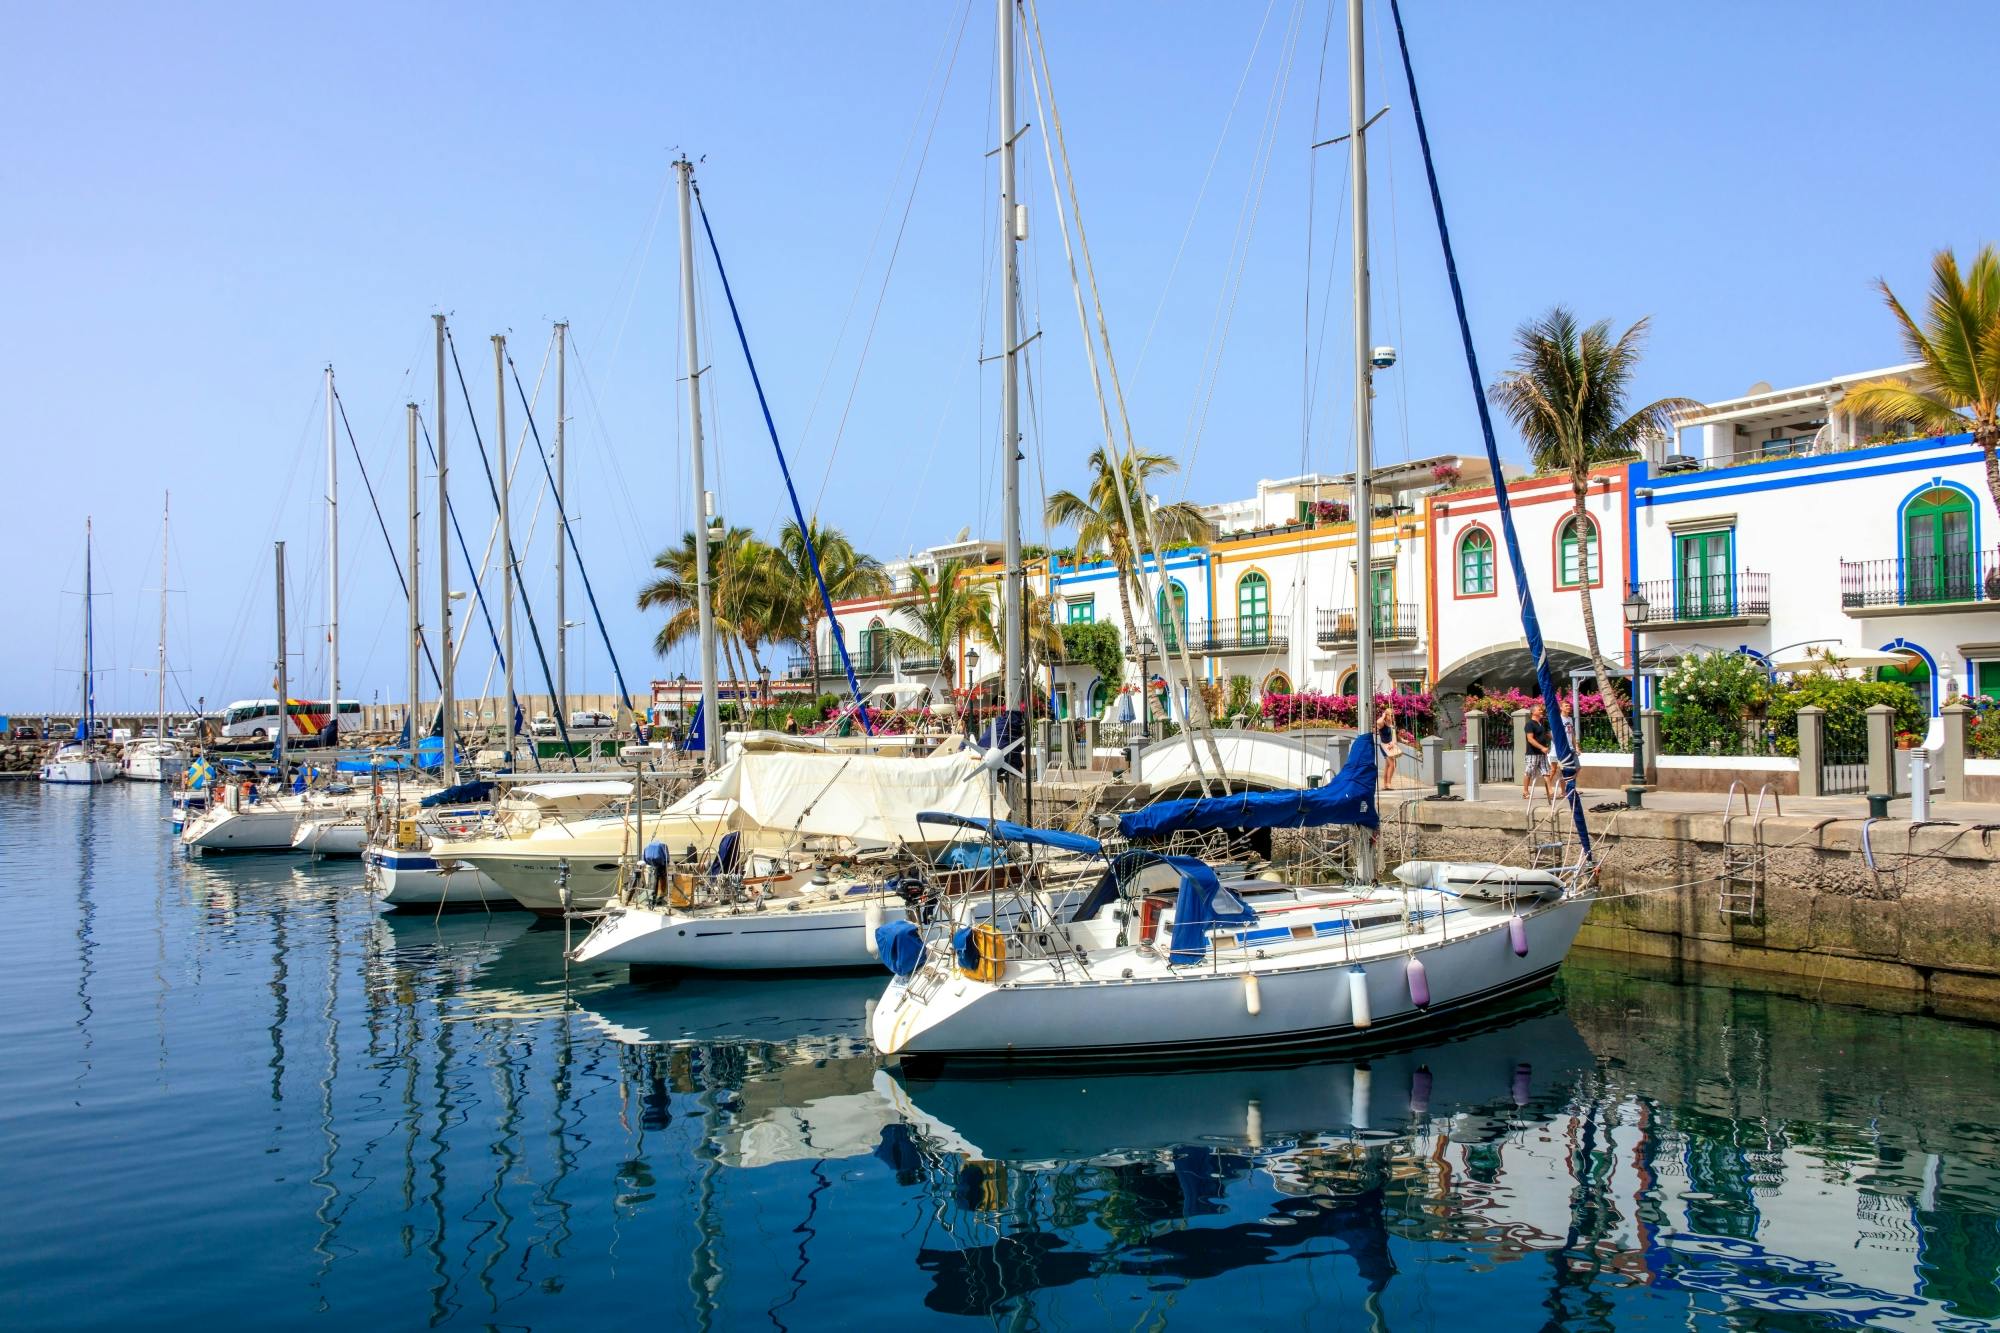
1838;246;2000;515
1489;309;1699;747
1045;447;1211;728
637;526;786;710
772;518;889;692
888;557;990;730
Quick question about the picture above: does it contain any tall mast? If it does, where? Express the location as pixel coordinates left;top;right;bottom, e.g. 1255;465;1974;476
325;364;340;742
83;516;94;735
675;157;721;769
406;402;422;751
435;314;456;784
1348;0;1376;883
997;0;1023;714
157;494;169;741
274;540;288;776
494;334;515;765
554;320;568;726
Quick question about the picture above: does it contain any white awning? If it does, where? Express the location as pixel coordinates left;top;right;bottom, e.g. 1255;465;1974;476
1769;650;1916;673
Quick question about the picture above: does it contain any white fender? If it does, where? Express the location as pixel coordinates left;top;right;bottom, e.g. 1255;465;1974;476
1348;966;1372;1029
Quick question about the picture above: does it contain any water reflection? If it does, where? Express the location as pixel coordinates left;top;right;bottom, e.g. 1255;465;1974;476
4;784;2000;1329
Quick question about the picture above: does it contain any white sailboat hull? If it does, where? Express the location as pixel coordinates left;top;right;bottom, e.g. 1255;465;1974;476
40;750;120;785
372;849;512;909
292;816;370;857
573;885;1086;973
180;804;301;852
122;742;188;782
871;895;1593;1065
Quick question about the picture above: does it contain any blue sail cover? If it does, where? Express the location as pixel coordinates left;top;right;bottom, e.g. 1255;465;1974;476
681;700;706;753
421;779;494;808
1119;735;1380;842
915;812;1104;856
1163;854;1255;965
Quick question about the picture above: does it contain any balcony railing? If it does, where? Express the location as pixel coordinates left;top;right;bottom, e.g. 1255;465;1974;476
786;651;899;678
1628;571;1770;625
1195;616;1288;653
1841;550;2000;610
1316;604;1420;645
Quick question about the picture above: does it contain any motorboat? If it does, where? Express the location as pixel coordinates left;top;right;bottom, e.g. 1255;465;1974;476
869;738;1595;1069
456;745;994;916
369;777;629;910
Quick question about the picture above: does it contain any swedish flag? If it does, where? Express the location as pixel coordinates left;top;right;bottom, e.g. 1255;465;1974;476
186;758;214;790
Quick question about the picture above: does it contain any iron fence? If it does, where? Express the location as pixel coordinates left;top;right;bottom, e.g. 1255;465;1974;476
1628;571;1770;623
1316;604;1421;645
1821;746;1869;795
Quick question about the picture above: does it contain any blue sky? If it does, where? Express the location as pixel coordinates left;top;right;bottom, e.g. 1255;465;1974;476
4;1;1995;712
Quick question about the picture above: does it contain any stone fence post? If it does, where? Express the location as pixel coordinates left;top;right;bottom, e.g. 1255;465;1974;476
1866;703;1897;798
1796;705;1826;799
1639;708;1662;786
1464;709;1486;761
1511;709;1530;780
1941;701;1970;802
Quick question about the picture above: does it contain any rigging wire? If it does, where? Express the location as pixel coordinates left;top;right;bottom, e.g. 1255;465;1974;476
807;0;976;516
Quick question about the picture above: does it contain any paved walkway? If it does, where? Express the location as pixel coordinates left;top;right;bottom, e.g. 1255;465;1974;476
1385;781;2000;827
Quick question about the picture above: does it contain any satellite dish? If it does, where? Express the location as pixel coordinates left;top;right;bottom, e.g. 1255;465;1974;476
1743;380;1773;396
955;525;971;543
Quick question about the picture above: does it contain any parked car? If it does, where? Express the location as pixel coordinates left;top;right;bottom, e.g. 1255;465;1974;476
568;710;615;732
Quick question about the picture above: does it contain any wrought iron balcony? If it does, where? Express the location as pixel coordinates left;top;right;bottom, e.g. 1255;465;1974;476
1194;616;1288;653
1316;604;1420;645
1625;572;1770;629
1840;550;2000;613
787;651;896;678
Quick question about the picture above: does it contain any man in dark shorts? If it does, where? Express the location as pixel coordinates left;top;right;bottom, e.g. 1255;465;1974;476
1522;701;1555;799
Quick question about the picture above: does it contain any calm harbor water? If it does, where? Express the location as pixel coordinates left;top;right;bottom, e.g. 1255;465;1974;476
4;782;1998;1330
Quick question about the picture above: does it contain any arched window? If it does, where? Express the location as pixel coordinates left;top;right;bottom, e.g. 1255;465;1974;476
1262;672;1292;698
1557;515;1600;588
1237;572;1270;645
1086;678;1107;717
861;619;886;672
1904;487;1974;603
1337;669;1358;697
1458;527;1495;596
1156;581;1188;651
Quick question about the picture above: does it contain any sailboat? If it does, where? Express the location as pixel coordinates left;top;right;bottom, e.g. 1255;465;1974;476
124;495;190;782
41;517;121;785
869;0;1600;1068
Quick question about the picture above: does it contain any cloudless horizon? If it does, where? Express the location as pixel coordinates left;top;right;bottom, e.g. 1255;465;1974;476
4;0;1995;712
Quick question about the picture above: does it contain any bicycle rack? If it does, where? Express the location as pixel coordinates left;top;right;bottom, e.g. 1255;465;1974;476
1719;783;1781;922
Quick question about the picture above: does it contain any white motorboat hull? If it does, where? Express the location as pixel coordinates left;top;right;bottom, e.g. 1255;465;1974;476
40;751;119;785
373;849;512;910
871;895;1592;1065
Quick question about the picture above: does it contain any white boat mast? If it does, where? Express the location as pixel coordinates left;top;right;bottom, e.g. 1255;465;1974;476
274;540;288;775
554;320;568;724
435;314;456;784
675;156;722;769
494;333;515;764
83;516;95;739
325;365;340;743
1348;0;1377;883
156;493;170;743
998;0;1023;713
406;402;422;752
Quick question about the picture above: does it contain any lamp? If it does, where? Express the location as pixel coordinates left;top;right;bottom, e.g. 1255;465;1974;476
757;664;771;729
1622;587;1650;626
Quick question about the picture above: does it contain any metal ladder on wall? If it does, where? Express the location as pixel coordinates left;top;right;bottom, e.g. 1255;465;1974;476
1718;781;1781;921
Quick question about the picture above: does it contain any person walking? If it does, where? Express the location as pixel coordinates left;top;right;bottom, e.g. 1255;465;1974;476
1522;701;1556;800
1376;701;1404;789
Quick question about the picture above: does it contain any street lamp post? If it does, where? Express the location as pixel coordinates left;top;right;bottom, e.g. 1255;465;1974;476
965;648;981;736
1620;588;1650;809
1134;637;1151;743
757;664;771;730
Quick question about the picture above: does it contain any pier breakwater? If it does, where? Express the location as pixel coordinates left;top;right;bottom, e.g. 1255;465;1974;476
1378;797;2000;1020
